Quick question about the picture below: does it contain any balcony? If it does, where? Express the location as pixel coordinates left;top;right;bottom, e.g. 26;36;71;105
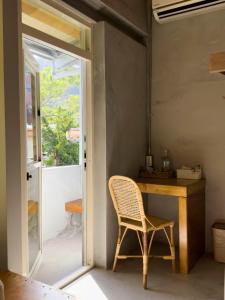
32;165;83;285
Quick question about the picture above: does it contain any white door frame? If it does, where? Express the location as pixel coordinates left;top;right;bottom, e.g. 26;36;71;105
21;3;94;275
23;44;43;275
0;0;7;271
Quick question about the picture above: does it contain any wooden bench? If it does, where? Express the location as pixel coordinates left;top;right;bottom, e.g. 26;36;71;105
0;271;76;300
28;200;38;216
65;199;82;214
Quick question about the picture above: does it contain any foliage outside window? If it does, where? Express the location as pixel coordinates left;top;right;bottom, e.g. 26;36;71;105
40;66;80;167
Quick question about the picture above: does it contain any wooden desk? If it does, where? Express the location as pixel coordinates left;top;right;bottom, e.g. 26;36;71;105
135;178;205;274
0;271;76;300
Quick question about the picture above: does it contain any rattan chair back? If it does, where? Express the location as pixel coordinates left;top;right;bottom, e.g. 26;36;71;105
109;175;147;230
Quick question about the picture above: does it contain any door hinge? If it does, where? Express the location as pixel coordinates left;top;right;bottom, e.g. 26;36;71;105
27;172;32;181
84;150;87;170
37;108;41;117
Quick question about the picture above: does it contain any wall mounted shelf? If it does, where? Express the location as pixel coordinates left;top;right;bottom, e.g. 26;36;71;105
209;51;225;75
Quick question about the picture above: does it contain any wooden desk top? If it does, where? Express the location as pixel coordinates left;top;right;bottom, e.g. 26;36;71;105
135;177;205;197
0;271;76;300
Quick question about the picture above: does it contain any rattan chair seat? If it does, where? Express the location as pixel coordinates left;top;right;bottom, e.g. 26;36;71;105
120;216;174;231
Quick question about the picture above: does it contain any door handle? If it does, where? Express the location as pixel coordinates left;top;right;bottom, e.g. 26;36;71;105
27;172;32;181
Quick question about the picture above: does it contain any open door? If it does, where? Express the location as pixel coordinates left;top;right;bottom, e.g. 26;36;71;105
23;42;42;274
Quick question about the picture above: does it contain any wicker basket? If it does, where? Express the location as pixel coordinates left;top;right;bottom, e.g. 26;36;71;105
212;222;225;263
176;168;202;180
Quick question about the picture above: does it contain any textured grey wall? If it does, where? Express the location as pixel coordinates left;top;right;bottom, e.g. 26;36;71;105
105;23;147;267
101;0;147;33
151;11;225;251
93;22;147;267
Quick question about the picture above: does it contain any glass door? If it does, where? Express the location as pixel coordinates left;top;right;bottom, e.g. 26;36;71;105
24;43;42;273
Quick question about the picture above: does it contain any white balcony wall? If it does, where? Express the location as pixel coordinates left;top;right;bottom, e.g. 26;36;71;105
42;165;82;241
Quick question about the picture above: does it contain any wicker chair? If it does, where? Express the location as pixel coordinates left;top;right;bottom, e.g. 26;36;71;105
108;175;175;289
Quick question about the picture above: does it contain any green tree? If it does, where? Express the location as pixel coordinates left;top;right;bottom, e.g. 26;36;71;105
40;66;80;107
40;66;80;167
42;108;79;166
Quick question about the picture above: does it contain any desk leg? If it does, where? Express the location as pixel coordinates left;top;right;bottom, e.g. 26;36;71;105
178;192;205;274
178;196;188;274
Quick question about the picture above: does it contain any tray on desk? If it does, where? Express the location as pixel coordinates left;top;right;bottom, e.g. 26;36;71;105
139;169;174;179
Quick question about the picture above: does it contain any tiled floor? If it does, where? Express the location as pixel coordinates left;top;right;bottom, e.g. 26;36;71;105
64;254;224;300
32;229;82;285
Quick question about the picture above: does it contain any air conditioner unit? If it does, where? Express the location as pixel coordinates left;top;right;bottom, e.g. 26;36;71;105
153;0;225;23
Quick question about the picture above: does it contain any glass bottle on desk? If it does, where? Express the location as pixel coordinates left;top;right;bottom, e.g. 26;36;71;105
161;149;171;171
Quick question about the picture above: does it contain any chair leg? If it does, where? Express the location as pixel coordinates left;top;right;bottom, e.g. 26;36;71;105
112;226;124;272
148;231;155;256
170;225;176;272
142;231;148;289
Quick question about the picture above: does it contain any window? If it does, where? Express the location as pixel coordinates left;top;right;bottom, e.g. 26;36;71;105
25;39;83;167
22;0;90;52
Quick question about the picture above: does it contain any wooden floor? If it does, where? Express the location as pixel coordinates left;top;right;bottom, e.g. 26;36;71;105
0;271;76;300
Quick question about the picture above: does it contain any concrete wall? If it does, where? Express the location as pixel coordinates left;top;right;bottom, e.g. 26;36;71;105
105;24;147;266
101;0;147;33
69;0;148;34
151;11;225;251
42;166;82;241
93;22;147;267
0;0;7;271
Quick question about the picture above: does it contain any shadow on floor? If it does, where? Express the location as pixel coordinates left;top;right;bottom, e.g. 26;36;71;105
64;252;224;300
